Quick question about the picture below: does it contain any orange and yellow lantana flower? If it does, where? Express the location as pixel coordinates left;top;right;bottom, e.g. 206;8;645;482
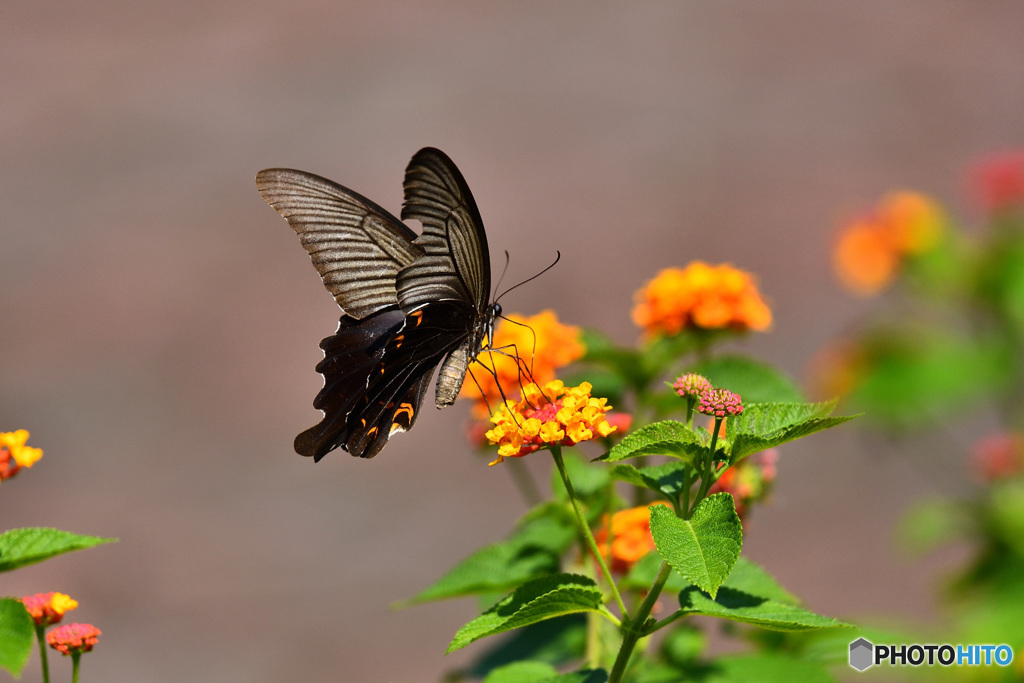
632;263;772;336
484;380;616;465
596;502;670;573
0;430;43;483
22;592;78;627
833;191;944;295
463;310;585;415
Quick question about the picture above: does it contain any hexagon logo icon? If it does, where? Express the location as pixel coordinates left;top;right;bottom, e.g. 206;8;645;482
849;637;874;671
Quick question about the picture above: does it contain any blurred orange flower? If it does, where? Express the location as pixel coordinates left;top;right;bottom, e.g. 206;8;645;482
0;429;43;484
596;502;670;573
22;592;78;627
833;191;944;295
463;310;584;414
632;263;772;336
484;380;616;465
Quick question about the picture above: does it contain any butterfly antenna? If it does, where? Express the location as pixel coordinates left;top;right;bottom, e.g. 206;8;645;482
491;250;511;303
495;251;561;303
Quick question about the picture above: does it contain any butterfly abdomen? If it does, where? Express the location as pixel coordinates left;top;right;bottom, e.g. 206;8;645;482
436;341;471;407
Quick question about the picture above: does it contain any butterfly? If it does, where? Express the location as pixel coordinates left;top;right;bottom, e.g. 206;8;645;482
256;148;502;460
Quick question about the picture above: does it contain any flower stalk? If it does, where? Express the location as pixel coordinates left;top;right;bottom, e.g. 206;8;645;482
550;446;627;616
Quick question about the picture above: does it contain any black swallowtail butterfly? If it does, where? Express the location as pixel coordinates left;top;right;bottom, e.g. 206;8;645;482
257;148;500;460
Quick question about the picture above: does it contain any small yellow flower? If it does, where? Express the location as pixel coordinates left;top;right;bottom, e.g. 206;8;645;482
485;380;616;465
632;263;772;336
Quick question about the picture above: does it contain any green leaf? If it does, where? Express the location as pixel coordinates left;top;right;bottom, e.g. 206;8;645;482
699;653;835;682
649;496;742;599
691;355;805;404
989;479;1024;555
407;511;575;604
675;585;849;632
483;662;608;683
0;598;34;677
0;528;116;573
483;661;559;683
713;556;800;606
601;421;712;464
725;402;856;462
610;461;690;504
466;615;587;678
447;574;605;653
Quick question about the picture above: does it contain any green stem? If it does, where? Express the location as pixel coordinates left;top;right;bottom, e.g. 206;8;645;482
550;446;627;616
35;624;50;683
71;651;81;683
690;417;723;517
607;561;674;683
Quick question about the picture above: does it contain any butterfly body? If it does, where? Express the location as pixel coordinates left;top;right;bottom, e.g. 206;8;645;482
257;148;496;460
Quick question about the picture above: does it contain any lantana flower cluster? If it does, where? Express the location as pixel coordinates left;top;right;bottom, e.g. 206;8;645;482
484;380;616;465
632;262;772;336
0;429;43;484
22;592;78;627
464;310;585;416
46;623;102;656
833;191;945;296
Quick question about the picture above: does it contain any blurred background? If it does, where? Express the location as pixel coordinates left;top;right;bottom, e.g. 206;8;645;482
3;2;1024;680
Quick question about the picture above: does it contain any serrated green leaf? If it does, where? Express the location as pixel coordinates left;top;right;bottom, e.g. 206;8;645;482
712;557;800;606
610;462;690;504
0;528;116;573
649;496;742;599
447;574;605;653
483;662;608;683
466;615;587;678
407;513;575;604
602;421;712;463
725;402;855;462
692;355;805;404
700;653;835;682
675;584;849;632
0;598;34;677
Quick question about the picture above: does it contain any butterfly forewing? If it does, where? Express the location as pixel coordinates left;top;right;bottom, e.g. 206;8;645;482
397;148;492;313
256;168;424;319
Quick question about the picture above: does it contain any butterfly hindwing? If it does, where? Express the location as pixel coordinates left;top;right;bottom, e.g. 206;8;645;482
294;308;407;459
256;168;424;319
